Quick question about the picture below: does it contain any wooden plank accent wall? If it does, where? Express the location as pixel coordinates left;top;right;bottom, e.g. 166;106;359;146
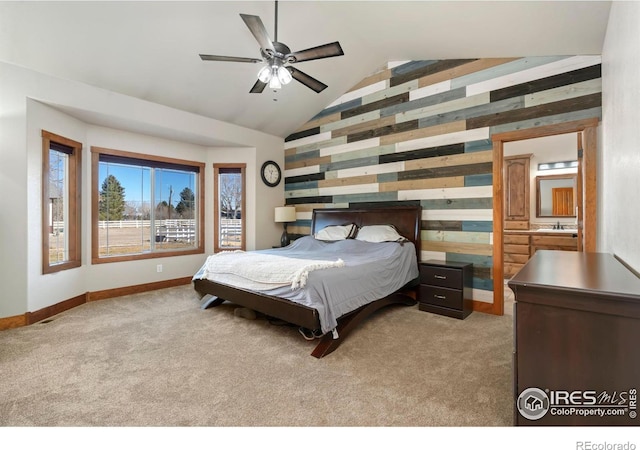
284;57;602;308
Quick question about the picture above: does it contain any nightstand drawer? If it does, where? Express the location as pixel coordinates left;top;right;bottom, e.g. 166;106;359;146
419;265;462;289
419;285;463;310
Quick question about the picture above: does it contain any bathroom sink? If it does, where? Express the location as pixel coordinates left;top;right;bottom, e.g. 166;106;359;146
536;228;577;233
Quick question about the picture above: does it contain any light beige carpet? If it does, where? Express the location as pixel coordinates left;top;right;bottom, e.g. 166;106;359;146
0;285;514;426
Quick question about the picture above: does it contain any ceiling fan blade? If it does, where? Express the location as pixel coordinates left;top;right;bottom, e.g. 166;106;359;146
199;54;262;63
250;79;267;94
287;42;344;63
240;14;275;54
287;67;328;93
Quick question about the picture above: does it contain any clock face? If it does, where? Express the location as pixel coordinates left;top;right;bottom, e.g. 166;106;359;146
261;161;281;187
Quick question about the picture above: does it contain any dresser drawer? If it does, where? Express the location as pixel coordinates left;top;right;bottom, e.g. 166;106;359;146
419;285;463;310
419;265;462;289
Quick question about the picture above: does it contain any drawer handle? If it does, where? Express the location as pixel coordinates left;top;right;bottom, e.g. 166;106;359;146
434;275;447;280
434;294;447;300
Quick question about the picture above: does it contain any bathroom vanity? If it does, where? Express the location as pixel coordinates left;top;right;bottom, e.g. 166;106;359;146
504;229;578;278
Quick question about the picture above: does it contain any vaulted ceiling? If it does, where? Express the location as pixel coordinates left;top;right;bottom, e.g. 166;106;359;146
0;1;611;139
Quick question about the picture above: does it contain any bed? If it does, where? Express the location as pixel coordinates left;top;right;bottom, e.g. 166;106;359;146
192;205;421;358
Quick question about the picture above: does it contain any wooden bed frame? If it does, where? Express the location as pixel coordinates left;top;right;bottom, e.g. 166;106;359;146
192;205;421;358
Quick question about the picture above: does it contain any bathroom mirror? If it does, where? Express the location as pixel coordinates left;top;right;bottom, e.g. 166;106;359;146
536;174;577;217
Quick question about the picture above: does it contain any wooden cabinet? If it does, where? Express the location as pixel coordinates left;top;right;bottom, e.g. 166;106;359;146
505;231;578;278
530;233;577;254
504;233;530;278
509;250;640;426
418;260;472;319
504;154;532;229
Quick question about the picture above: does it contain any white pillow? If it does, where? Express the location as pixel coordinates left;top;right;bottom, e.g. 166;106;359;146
355;225;406;243
314;224;357;241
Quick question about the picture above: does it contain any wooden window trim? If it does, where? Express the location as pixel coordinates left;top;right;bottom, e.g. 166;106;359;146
91;146;205;264
213;163;246;253
41;130;82;274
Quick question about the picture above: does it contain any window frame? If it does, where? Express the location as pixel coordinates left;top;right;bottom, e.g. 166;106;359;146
213;163;246;253
41;130;83;274
91;146;205;264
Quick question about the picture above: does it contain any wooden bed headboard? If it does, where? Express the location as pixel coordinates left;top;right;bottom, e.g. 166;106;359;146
311;205;422;260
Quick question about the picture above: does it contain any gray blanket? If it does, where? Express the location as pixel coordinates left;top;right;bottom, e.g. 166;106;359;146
194;236;419;334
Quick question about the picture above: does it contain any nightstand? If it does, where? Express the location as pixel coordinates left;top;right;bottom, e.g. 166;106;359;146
418;260;473;319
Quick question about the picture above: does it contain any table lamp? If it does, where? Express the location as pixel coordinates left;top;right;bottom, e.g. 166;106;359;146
274;206;296;247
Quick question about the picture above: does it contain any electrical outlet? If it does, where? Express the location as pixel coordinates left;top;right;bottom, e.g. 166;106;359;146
156;264;163;273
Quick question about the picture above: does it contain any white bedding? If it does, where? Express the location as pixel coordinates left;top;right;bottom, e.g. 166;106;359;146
200;250;345;290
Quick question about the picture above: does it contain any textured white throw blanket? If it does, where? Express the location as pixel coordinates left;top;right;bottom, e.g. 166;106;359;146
202;251;345;291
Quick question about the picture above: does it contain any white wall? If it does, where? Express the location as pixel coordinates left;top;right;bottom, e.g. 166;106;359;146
0;61;284;318
601;1;640;272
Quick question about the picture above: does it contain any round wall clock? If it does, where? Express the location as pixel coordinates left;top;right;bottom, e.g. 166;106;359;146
260;160;282;187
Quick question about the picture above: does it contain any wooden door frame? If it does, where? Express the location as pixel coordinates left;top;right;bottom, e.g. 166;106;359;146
492;117;599;315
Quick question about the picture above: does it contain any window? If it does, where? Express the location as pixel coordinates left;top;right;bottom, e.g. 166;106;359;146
214;164;245;252
91;147;204;263
42;131;82;274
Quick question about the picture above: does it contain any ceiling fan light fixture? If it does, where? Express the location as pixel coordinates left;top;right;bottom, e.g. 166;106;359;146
257;65;272;83
277;65;292;85
268;70;282;89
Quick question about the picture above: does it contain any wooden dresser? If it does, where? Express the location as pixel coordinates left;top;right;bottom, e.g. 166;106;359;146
509;250;640;426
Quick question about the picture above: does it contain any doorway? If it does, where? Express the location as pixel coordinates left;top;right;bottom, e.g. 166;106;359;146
491;118;599;315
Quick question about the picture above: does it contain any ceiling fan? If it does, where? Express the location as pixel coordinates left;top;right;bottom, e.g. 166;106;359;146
199;1;344;94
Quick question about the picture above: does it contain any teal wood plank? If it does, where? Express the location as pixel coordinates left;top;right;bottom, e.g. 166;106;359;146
461;221;493;232
286;150;320;164
465;139;493;153
465;174;493;187
377;172;398;183
285;180;319;191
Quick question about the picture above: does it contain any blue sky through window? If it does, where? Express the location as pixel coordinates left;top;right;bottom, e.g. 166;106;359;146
99;162;196;218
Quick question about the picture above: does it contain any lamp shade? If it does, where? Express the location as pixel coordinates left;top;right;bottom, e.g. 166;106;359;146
275;206;296;223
